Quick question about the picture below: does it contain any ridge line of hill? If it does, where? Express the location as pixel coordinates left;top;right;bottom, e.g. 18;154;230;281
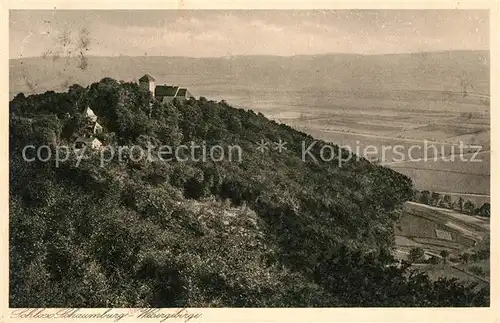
9;49;489;61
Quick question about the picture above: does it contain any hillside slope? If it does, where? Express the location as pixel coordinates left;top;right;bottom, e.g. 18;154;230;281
9;78;489;307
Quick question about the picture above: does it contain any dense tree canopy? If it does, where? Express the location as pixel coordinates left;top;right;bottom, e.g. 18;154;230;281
9;78;489;307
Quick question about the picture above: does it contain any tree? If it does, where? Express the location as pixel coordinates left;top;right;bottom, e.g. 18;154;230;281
469;266;485;277
419;190;430;205
457;197;464;212
442;195;452;209
10;93;27;116
464;200;476;215
459;252;470;265
427;255;440;265
459;72;475;98
475;203;490;218
408;247;425;263
411;189;421;202
440;250;450;266
68;83;87;113
430;192;441;206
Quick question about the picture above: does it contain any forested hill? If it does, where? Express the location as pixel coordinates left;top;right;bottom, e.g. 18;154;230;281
9;78;489;307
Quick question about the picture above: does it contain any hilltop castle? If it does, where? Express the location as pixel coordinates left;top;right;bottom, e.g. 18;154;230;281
138;74;195;103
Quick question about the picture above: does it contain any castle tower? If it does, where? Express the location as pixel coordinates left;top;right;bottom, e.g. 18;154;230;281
138;74;156;95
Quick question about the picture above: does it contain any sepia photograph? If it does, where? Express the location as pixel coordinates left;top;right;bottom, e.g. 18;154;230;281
7;8;492;310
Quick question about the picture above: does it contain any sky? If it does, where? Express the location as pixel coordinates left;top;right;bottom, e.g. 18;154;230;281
9;10;489;58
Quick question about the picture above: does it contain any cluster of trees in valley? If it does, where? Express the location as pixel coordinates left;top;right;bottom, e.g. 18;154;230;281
407;243;489;267
411;190;490;218
9;78;490;307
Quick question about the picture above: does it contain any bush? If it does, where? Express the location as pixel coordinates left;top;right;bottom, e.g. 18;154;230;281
408;247;425;263
469;266;485;277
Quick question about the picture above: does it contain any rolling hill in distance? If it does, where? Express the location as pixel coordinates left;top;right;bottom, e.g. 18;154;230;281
9;50;490;100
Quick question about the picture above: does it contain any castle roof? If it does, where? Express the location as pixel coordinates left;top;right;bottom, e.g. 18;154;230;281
139;74;155;82
176;88;187;96
155;85;179;97
86;107;96;116
86;107;98;122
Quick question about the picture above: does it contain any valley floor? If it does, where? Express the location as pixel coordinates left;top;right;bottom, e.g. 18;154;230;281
394;202;490;287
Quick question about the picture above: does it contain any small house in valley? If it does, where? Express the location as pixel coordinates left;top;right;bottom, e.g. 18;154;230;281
138;74;195;103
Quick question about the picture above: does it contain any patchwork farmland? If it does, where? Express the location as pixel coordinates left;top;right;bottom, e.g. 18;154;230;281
394;202;490;286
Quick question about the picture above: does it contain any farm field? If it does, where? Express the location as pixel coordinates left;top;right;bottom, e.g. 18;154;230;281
391;165;489;197
297;126;489;197
277;94;490;198
394;202;490;286
394;202;489;257
455;259;490;280
403;202;489;236
413;264;489;289
237;89;490;199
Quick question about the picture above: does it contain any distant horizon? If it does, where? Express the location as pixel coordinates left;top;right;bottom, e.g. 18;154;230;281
10;10;488;58
9;49;490;61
